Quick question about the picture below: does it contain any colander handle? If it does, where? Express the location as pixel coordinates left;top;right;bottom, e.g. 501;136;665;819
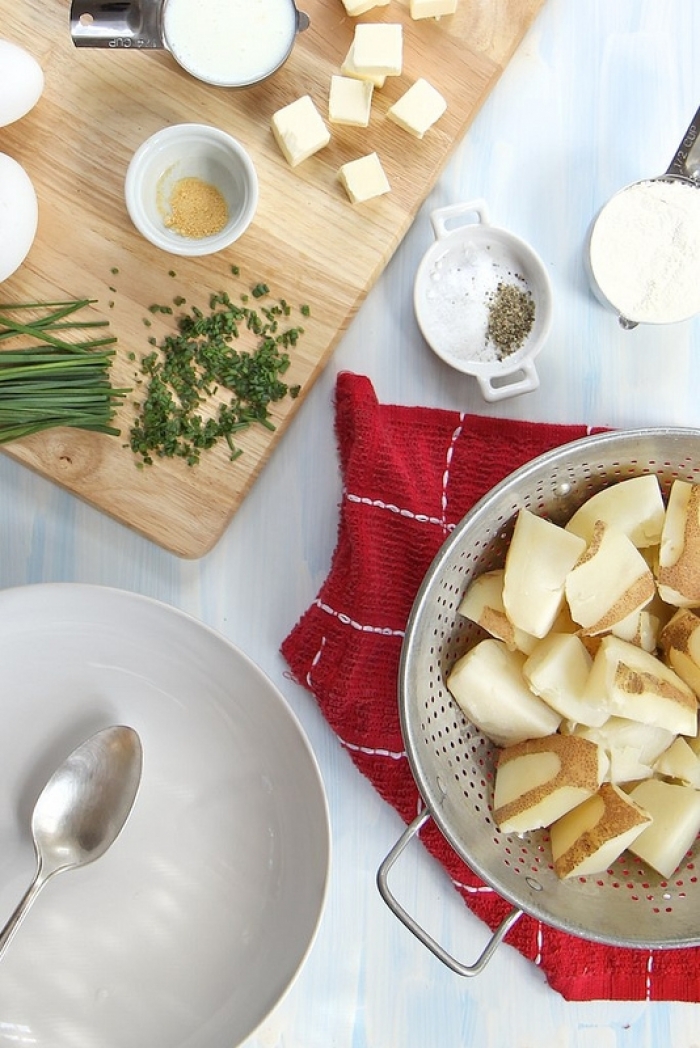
377;810;523;977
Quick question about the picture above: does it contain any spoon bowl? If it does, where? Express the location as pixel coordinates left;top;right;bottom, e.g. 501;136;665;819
0;725;143;960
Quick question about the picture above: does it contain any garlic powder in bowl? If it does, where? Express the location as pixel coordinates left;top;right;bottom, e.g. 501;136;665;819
125;123;258;257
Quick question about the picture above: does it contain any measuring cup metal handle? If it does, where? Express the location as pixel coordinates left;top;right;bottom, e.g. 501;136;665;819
377;809;523;977
70;0;165;48
429;200;490;242
666;103;700;182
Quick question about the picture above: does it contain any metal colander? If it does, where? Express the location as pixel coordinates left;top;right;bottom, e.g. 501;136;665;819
378;427;700;974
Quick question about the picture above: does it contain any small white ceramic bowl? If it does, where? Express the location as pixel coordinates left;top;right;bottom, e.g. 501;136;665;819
125;123;258;257
414;200;553;402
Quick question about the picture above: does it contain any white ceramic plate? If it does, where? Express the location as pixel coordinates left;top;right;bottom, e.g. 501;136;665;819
0;584;330;1048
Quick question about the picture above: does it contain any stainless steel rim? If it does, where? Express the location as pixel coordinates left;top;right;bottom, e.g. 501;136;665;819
398;426;700;950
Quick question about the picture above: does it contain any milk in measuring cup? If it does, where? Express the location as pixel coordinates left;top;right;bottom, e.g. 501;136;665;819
163;0;298;87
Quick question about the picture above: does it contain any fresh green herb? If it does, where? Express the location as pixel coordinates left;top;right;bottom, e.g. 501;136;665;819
128;282;304;467
0;299;127;442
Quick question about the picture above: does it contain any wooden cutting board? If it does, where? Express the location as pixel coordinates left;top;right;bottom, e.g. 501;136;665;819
1;0;545;557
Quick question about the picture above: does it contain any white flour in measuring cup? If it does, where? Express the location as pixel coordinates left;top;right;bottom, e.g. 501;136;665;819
588;177;700;325
163;0;298;87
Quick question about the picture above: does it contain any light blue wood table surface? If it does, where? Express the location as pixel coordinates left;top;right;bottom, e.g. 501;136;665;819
1;1;699;1045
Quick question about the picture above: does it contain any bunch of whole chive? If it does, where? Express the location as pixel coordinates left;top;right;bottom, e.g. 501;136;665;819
0;299;126;443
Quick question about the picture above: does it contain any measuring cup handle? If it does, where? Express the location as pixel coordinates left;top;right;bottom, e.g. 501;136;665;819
430;200;490;241
70;0;164;48
666;104;700;182
477;358;540;403
376;810;523;977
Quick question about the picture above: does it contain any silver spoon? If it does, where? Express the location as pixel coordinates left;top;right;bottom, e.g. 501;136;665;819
0;725;143;961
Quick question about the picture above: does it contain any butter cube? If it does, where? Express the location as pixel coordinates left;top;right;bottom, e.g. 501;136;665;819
271;95;331;168
410;0;458;18
341;42;386;88
352;23;403;77
339;152;390;203
329;75;373;127
341;0;390;14
387;78;447;138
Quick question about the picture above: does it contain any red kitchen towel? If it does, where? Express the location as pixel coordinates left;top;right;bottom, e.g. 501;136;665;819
281;371;700;1002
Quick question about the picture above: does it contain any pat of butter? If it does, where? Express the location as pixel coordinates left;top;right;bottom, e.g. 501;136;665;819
387;78;447;138
329;75;373;127
341;0;390;15
339;152;390;203
410;0;458;18
352;23;403;77
341;42;386;88
271;95;331;168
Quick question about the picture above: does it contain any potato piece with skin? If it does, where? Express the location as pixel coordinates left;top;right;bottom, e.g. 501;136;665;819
551;782;652;879
565;521;656;635
657;480;700;607
628;778;700;878
493;734;608;833
502;509;586;639
564;475;665;548
446;638;561;748
523;633;608;726
457;569;538;654
583;635;698;736
659;608;700;697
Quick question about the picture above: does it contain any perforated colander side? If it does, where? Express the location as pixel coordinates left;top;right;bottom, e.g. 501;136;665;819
399;428;700;949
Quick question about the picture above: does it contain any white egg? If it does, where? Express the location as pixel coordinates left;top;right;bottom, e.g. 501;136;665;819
0;153;38;283
0;39;44;127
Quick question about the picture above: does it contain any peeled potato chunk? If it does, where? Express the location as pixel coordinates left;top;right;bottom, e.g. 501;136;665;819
610;607;660;653
627;778;700;878
565;521;655;635
564;475;665;548
446;638;561;748
550;782;652;879
654;736;700;788
659;607;700;697
493;734;607;833
503;509;586;639
457;569;538;654
657;480;700;607
523;632;608;726
572;717;675;785
584;635;698;736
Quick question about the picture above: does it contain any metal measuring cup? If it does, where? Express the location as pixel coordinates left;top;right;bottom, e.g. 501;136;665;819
586;103;700;328
70;0;310;87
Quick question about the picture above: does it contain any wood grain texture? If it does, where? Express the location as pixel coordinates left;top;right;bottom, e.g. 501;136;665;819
0;0;545;557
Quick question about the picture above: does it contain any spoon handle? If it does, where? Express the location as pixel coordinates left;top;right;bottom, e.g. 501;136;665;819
0;868;48;962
